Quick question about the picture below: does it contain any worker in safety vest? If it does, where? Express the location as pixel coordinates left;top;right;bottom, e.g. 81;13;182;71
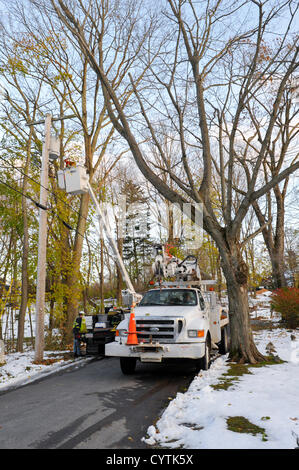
72;311;87;357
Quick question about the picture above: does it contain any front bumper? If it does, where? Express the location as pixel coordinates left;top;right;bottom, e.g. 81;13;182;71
105;340;205;362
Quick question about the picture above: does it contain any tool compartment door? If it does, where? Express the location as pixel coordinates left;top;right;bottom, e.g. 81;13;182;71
206;292;221;343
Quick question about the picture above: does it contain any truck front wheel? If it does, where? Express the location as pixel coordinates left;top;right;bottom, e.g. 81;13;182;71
120;357;137;375
195;336;211;372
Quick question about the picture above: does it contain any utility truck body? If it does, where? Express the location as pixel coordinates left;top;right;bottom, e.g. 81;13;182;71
105;283;229;373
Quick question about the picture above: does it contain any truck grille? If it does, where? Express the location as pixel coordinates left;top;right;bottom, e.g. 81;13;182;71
136;317;183;343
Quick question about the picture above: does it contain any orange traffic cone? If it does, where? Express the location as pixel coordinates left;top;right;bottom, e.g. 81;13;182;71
126;304;139;345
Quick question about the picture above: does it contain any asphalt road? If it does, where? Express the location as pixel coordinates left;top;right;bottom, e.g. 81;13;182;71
0;356;196;449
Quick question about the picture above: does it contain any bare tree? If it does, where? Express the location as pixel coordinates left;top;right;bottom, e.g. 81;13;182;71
1;0;151;341
249;88;299;289
284;226;299;285
0;22;47;351
50;0;299;363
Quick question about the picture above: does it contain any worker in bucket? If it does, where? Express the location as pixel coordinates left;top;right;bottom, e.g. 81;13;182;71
72;311;87;357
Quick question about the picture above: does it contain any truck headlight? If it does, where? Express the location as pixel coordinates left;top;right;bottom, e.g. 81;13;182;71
188;329;205;338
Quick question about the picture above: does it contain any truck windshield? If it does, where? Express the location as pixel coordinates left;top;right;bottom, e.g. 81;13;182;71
139;289;197;306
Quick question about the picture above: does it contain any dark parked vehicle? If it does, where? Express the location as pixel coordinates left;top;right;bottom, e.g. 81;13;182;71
85;308;125;355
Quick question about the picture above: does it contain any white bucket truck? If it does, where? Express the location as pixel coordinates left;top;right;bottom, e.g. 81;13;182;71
105;246;229;374
57;165;229;374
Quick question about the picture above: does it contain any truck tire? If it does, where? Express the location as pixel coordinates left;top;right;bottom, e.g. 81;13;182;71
201;337;211;370
120;357;137;375
195;335;211;372
219;325;229;354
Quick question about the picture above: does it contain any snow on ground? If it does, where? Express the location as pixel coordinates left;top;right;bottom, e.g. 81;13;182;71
1;293;298;449
0;350;88;392
142;295;299;449
0;312;90;392
249;290;281;322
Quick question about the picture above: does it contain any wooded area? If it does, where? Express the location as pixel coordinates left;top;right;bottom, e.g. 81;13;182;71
0;0;298;362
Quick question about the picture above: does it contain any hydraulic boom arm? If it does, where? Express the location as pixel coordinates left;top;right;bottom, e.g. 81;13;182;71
87;182;137;296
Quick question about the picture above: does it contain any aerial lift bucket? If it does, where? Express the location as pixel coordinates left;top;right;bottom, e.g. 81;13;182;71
126;304;139;345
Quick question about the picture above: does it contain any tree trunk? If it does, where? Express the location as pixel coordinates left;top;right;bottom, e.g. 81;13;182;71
272;187;287;288
100;237;104;313
220;243;265;363
253;188;287;289
271;253;286;289
167;200;174;245
0;231;13;340
64;191;90;344
48;297;55;333
216;253;222;301
116;237;123;305
17;144;31;353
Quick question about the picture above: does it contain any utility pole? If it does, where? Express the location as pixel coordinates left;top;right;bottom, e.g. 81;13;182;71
35;113;52;362
25;112;76;362
100;230;104;314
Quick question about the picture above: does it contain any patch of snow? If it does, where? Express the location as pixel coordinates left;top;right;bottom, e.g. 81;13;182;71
0;351;82;392
142;301;299;449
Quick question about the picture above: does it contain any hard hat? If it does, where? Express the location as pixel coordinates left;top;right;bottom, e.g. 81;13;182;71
79;311;84;315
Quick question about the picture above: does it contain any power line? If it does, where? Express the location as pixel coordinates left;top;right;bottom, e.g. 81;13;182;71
0;156;115;252
0;157;143;257
0;153;94;226
0;177;46;209
0;177;101;251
